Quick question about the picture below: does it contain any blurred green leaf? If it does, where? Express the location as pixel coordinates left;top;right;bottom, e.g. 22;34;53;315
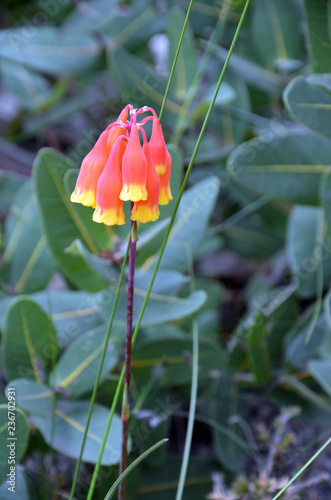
0;60;52;110
246;310;271;385
3;181;55;293
286;314;327;370
0;290;106;348
224;216;283;259
32;400;125;465
2;297;58;382
309;359;331;397
64;239;120;284
167;7;197;102
107;47;180;122
304;0;331;73
62;0;119;31
321;171;331;240
106;289;207;328
287;206;331;297
207;71;251;146
0;404;29;485
0;169;26;214
52;324;122;398
6;379;53;418
0;27;101;76
33;148;109;292
284;74;331;139
139;456;216;500
227;131;331;205
209;375;249;472
132;336;221;386
209;44;283;97
251;0;302;69
152;177;220;272
0;469;36;499
135;269;188;295
102;1;163;51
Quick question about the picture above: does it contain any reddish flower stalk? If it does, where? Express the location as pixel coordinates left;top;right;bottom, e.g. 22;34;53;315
118;207;137;500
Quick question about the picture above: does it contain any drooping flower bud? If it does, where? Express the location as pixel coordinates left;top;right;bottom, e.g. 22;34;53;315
159;149;173;205
93;136;127;226
120;122;148;202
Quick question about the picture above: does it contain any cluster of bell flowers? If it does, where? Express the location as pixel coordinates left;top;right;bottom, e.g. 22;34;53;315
70;104;172;225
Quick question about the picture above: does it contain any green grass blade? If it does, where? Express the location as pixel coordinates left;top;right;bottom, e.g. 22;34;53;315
175;319;199;500
272;434;331;499
69;239;130;500
171;0;232;144
104;439;168;500
86;2;252;497
158;0;194;121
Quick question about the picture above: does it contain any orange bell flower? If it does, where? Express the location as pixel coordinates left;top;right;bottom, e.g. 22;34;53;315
93;136;128;226
159;149;173;205
131;135;160;223
120;121;148;202
148;116;167;176
70;129;110;208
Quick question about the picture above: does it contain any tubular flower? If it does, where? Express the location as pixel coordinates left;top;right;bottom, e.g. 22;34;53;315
106;124;126;158
120;122;148;202
131;137;160;223
93;136;127;226
70;129;110;208
159;149;173;205
148;117;167;176
70;104;172;226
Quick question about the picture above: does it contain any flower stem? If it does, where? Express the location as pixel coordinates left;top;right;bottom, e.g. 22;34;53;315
118;209;137;500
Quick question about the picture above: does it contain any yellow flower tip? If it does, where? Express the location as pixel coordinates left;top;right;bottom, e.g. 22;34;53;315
120;183;148;202
70;189;96;207
131;205;159;223
93;208;125;226
155;164;166;176
158;187;173;206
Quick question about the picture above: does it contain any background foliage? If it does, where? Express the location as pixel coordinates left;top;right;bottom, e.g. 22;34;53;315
1;0;331;498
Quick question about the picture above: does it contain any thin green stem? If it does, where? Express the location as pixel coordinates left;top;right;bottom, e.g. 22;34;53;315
175;319;199;500
171;0;232;145
69;239;130;500
175;245;198;500
272;434;331;500
104;439;168;500
158;0;194;122
86;2;251;497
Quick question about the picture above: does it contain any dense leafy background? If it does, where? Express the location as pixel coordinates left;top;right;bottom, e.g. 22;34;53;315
1;0;331;498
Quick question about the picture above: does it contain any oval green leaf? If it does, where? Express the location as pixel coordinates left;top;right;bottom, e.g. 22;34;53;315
2;297;58;382
228;131;331;205
52;325;122;398
32;401;125;465
0;405;29;485
284;74;331;139
33;148;109;292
